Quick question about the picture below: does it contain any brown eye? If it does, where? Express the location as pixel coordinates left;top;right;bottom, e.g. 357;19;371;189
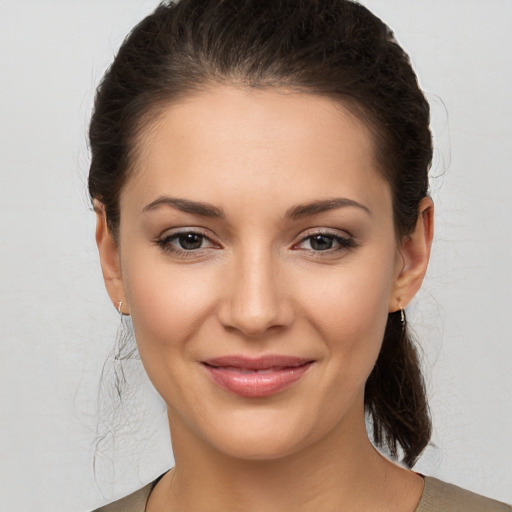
156;230;218;255
309;235;335;251
294;231;356;253
177;233;205;250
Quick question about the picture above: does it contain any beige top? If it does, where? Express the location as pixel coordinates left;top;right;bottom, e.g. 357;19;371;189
93;475;511;512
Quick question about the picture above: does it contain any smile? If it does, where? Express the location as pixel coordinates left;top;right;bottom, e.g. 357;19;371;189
201;356;314;398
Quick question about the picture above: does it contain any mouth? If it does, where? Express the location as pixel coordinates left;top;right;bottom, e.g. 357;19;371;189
201;355;314;398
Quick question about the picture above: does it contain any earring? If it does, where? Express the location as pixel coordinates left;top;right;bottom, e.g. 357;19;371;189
117;301;130;316
113;301;137;361
400;306;406;331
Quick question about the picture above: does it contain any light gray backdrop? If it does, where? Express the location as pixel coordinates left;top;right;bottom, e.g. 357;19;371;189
0;1;511;510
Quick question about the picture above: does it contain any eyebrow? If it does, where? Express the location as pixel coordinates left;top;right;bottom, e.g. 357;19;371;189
143;196;225;218
285;198;371;219
142;196;370;219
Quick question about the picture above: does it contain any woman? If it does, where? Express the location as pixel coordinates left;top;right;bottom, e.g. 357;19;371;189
89;0;510;510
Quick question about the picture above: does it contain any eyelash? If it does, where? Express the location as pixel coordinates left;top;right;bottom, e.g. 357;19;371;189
155;229;356;257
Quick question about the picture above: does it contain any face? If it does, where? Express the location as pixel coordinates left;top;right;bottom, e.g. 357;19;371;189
97;86;431;461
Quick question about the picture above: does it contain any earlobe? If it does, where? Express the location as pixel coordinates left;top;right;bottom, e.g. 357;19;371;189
390;197;434;311
94;201;128;312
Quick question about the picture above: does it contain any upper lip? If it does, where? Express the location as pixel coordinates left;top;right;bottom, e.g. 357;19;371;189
202;355;313;370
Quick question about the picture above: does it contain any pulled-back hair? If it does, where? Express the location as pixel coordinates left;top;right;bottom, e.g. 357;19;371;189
89;0;432;467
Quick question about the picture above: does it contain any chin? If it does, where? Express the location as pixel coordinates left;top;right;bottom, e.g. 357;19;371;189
190;405;333;462
210;430;310;462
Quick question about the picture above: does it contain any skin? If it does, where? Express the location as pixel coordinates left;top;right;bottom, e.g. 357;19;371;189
96;85;433;511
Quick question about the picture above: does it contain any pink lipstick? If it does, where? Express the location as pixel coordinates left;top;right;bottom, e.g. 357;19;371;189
201;355;313;397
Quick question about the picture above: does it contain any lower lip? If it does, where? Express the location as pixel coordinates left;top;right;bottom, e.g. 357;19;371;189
203;362;313;398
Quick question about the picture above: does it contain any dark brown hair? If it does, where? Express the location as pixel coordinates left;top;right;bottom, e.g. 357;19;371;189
89;0;432;467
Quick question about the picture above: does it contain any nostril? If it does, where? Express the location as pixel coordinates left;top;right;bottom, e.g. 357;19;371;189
218;303;293;337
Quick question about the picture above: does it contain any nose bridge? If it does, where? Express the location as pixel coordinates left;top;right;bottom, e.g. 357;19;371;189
220;243;291;336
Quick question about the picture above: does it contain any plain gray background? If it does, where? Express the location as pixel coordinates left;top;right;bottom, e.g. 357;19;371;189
0;1;511;510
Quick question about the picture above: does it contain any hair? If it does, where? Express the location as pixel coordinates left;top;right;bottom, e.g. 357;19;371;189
89;0;432;467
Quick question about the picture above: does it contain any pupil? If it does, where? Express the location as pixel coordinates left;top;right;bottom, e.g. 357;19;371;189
179;233;203;250
311;235;333;251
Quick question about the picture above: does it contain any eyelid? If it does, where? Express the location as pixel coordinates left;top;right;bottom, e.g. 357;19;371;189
293;227;353;242
156;226;219;242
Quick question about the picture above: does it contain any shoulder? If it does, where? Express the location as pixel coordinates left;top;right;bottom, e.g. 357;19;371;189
91;480;156;512
416;476;511;512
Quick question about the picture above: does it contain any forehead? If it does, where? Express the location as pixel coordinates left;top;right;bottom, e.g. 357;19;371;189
122;85;390;217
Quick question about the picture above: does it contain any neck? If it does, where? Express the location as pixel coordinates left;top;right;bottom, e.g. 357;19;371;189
148;404;423;512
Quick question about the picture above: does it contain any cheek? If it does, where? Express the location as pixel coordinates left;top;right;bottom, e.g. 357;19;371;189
299;259;394;343
121;251;218;361
294;248;397;388
121;259;223;410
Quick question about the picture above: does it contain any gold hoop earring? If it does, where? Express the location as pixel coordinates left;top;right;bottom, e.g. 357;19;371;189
117;301;130;316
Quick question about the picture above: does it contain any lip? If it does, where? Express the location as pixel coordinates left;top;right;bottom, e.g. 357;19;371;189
201;355;314;398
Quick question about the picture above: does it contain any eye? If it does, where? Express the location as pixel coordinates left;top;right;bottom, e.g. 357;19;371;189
156;230;218;255
294;231;356;253
305;234;336;251
174;232;208;250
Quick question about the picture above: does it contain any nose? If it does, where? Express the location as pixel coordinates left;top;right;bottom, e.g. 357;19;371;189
217;248;294;337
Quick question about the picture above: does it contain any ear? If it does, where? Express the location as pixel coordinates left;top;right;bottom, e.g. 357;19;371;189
390;197;434;311
94;201;129;315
